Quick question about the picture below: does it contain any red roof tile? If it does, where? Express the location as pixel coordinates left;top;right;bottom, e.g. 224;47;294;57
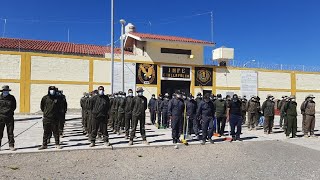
129;32;215;45
0;38;133;56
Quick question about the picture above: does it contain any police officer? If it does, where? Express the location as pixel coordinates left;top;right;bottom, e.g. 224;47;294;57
301;94;316;138
156;94;163;128
160;93;170;129
111;92;119;133
278;96;288;128
39;86;61;150
148;94;157;125
168;93;176;128
57;90;67;137
241;96;248;125
262;95;275;134
195;92;203;131
80;92;89;134
124;89;134;139
168;91;185;148
197;93;215;145
0;85;17;151
187;94;197;138
214;94;227;137
129;87;149;145
227;94;243;141
89;86;110;147
246;96;259;130
116;91;126;135
284;95;297;139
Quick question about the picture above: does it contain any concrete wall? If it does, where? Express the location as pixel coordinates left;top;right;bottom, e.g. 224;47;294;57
216;68;241;88
93;60;111;83
0;54;21;79
296;73;320;90
258;71;291;89
31;56;89;81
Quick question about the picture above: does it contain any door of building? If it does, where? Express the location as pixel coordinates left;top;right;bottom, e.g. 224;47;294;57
161;80;190;96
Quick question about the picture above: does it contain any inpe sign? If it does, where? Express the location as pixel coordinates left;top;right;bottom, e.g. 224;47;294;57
161;66;191;81
136;63;157;84
195;67;213;86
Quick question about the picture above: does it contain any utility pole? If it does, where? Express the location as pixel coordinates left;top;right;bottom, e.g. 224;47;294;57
120;19;126;92
111;0;115;93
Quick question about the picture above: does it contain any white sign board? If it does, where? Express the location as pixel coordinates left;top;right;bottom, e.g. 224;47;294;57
113;62;136;94
240;70;258;98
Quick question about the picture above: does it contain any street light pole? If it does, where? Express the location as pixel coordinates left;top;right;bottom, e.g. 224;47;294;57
110;0;115;94
243;59;256;67
120;19;126;92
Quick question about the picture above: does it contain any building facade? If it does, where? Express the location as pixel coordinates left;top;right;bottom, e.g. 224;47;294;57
1;30;320;113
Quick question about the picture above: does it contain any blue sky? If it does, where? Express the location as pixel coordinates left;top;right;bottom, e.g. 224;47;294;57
0;0;319;66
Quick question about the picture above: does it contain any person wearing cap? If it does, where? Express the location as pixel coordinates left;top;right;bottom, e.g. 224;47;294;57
301;94;316;138
283;95;298;138
39;86;62;150
124;89;134;139
168;93;176;128
56;89;67;137
241;96;248;125
160;93;170;129
195;92;203;131
116;91;126;135
227;94;243;141
214;94;227;137
156;94;163;129
148;94;157;125
262;95;275;134
197;93;216;145
0;85;17;151
186;93;197;138
129;87;149;145
246;96;258;130
80;92;89;135
278;96;288;129
88;86;110;147
111;92;120;133
168;91;185;148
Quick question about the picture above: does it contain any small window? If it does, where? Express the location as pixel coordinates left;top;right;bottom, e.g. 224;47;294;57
161;48;191;55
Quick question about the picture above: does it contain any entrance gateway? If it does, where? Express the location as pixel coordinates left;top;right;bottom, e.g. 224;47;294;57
160;65;191;96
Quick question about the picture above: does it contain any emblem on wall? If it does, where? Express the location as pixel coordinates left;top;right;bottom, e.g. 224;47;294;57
195;67;213;86
136;63;157;84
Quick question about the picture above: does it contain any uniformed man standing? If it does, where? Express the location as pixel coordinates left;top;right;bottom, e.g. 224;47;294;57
80;92;89;134
39;86;61;150
124;89;134;139
129;87;149;145
195;92;203;131
241;96;248;125
227;94;243;141
116;91;126;135
0;85;17;151
301;94;316;138
262;95;275;134
284;95;297;139
278;96;288;128
168;91;185;148
160;93;170;129
214;94;227;137
111;92;119;133
57;90;67;137
197;93;216;145
246;96;259;130
186;94;197;138
156;94;163;128
89;86;110;147
148;94;157;125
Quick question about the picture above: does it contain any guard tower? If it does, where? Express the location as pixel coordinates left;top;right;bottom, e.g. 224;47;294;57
212;46;234;66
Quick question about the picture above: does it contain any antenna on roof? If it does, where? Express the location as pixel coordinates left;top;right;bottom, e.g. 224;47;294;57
148;21;152;33
210;11;213;43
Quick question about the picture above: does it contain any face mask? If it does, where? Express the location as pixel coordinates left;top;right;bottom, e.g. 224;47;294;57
152;96;155;99
292;99;296;102
138;92;143;96
177;95;182;99
122;95;126;98
99;90;104;95
129;93;133;97
49;90;55;96
2;91;9;97
183;96;186;99
187;97;191;101
218;97;222;100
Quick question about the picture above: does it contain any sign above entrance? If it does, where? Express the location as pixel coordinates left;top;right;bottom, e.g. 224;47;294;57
195;67;213;86
161;66;191;81
136;63;157;85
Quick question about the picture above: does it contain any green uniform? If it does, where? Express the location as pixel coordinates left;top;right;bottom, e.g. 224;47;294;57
301;99;316;136
0;93;16;148
116;97;126;133
262;99;275;133
284;101;297;137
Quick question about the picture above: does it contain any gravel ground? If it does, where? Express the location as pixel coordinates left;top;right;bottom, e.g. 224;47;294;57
1;140;320;180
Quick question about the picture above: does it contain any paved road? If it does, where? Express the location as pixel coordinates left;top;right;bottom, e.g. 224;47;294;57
1;141;320;180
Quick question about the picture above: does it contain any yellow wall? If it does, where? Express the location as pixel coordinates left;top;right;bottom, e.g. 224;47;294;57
2;50;320;113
